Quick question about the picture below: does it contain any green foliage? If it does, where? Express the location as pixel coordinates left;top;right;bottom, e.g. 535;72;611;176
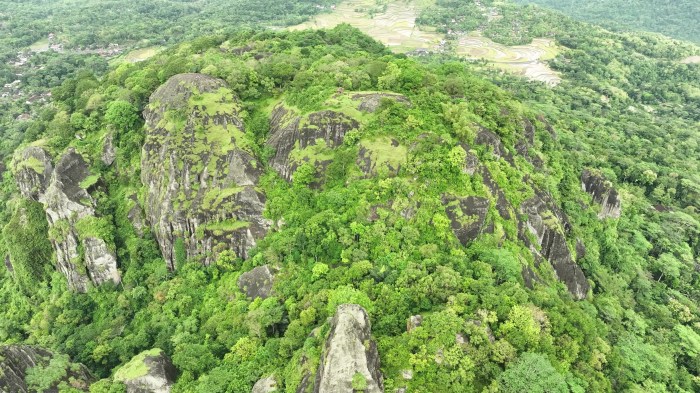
498;352;569;393
2;199;53;291
25;353;70;392
104;101;140;132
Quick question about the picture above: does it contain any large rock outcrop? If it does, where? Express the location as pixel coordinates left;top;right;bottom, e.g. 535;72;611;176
314;304;383;393
13;146;53;200
141;73;270;269
238;265;275;299
114;349;177;393
266;104;359;182
581;169;621;219
441;194;491;245
13;146;120;292
519;193;589;300
0;345;94;392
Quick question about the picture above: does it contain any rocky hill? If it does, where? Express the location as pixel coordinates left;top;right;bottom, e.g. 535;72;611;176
0;24;698;393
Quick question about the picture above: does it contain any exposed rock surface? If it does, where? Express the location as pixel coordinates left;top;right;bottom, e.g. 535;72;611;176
407;315;423;332
252;376;278;393
314;304;383;393
13;146;120;292
13;146;53;200
475;128;514;165
442;194;491;246
581;169;621;218
351;93;410;113
267;104;359;182
237;265;275;299
141;73;270;269
0;345;94;392
101;133;116;165
114;349;177;393
519;193;589;300
39;149;120;291
3;254;12;275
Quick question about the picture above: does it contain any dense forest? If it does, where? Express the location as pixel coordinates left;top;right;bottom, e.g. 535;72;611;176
0;0;699;392
512;0;700;44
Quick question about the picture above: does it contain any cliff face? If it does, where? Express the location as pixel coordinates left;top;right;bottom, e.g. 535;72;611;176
313;304;383;393
0;345;94;392
12;146;120;292
581;169;621;219
141;73;270;269
519;192;590;300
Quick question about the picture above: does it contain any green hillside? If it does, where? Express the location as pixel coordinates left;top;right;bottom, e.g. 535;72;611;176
0;1;698;392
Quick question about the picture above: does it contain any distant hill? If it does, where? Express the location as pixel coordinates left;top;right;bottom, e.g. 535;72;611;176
513;0;700;43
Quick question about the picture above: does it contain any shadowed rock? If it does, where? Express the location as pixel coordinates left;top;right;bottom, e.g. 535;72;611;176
0;345;94;392
581;169;621;219
142;73;270;269
475;128;514;165
314;304;383;393
519;193;589;300
3;254;12;275
237;265;275;299
442;194;491;246
13;146;53;200
267;104;359;183
114;349;177;393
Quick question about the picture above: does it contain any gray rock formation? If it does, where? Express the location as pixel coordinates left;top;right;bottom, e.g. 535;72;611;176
475;128;514;165
13;146;120;292
101;133;116;165
351;93;410;113
13;146;53;200
252;376;278;393
3;254;12;275
39;149;120;292
314;304;383;393
238;265;275;299
267;104;359;182
114;349;177;393
0;345;94;392
519;193;589;300
442;194;491;246
141;73;270;269
407;315;423;332
581;169;621;219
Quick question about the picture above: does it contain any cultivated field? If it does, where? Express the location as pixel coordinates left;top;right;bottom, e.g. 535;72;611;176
289;0;561;86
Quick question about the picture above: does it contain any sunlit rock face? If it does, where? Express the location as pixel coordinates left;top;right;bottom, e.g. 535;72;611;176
13;146;120;292
314;304;384;393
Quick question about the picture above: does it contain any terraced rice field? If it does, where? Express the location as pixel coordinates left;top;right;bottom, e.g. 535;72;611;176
290;0;443;53
289;0;561;86
456;34;561;86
